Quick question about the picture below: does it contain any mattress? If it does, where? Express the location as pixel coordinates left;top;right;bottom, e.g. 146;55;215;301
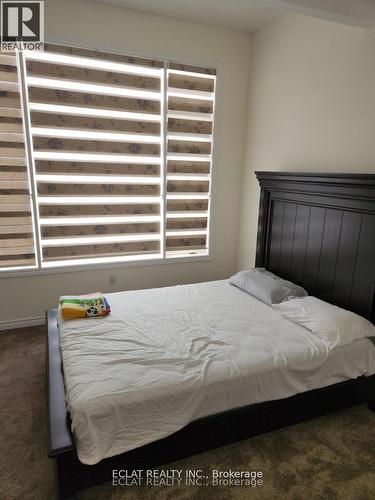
58;280;375;465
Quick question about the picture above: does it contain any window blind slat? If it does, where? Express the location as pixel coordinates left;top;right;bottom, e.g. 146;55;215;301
0;224;33;234
168;139;211;155
26;61;160;90
28;88;161;114
0;122;24;133
0;54;17;66
39;203;159;217
0;157;27;166
0;203;32;212
0;107;22;118
168;110;213;121
0;215;32;225
167;200;209;212
32;127;161;143
0;245;35;256
43;240;160;261
27;76;161;101
35;174;160;184
0;81;19;92
167;161;210;174
42;43;164;70
30;113;161;135
166;239;206;251
37;183;160;196
33;152;161;164
167;153;211;162
0;257;36;266
0;131;24;142
0;194;31;203
35;161;159;176
29;103;161;122
168;62;216;76
168;96;213;114
0;93;22;108
41;233;160;247
168;118;212;135
167;173;209;180
0;180;29;189
167;217;207;230
168;73;215;93
0;171;28;181
40;215;160;225
167;181;209;194
0;70;18;82
0;145;26;157
32;137;161;156
0;237;34;248
37;195;161;205
42;222;159;238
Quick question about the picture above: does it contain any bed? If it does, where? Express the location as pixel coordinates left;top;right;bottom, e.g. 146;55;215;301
47;172;375;499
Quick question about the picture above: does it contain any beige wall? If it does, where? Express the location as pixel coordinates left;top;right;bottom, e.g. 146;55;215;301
0;0;252;325
238;13;375;270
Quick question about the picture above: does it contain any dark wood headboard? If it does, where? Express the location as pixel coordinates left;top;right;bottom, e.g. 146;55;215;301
255;172;375;322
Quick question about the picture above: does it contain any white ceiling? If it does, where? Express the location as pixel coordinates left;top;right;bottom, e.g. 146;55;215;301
89;0;375;32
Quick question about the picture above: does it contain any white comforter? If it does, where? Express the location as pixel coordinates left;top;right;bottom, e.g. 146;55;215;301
59;280;335;465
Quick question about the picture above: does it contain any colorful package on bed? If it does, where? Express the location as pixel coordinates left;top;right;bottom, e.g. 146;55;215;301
59;292;111;320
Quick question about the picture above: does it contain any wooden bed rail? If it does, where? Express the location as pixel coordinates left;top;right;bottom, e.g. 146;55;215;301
46;309;74;457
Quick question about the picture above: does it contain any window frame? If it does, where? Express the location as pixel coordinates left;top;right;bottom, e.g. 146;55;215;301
0;44;217;277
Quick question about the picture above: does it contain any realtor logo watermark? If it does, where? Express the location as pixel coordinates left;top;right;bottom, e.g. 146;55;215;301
1;0;44;51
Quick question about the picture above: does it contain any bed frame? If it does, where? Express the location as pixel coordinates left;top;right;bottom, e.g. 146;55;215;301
47;172;375;499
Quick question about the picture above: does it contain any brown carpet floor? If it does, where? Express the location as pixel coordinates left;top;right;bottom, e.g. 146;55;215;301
0;325;374;500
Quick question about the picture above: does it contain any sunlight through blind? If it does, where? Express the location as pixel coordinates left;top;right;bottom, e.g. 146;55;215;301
24;43;164;266
0;53;36;269
0;44;216;271
166;63;216;258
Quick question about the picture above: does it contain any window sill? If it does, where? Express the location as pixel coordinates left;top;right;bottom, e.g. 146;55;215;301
0;254;212;279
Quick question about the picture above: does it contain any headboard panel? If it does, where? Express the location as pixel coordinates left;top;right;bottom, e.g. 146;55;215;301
255;172;375;322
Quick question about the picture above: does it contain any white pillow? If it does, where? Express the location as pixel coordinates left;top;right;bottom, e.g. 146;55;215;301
273;296;375;348
229;268;307;305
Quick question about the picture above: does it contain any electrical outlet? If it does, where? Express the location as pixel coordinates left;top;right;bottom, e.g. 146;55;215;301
109;274;117;286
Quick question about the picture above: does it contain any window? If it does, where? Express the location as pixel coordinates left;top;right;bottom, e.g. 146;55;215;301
0;44;216;272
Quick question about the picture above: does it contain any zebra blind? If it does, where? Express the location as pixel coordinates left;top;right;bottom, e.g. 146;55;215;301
0;52;36;269
166;63;215;258
0;43;216;272
23;43;164;267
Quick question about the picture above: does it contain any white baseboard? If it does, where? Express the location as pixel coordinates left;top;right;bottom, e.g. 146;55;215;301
0;316;45;331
